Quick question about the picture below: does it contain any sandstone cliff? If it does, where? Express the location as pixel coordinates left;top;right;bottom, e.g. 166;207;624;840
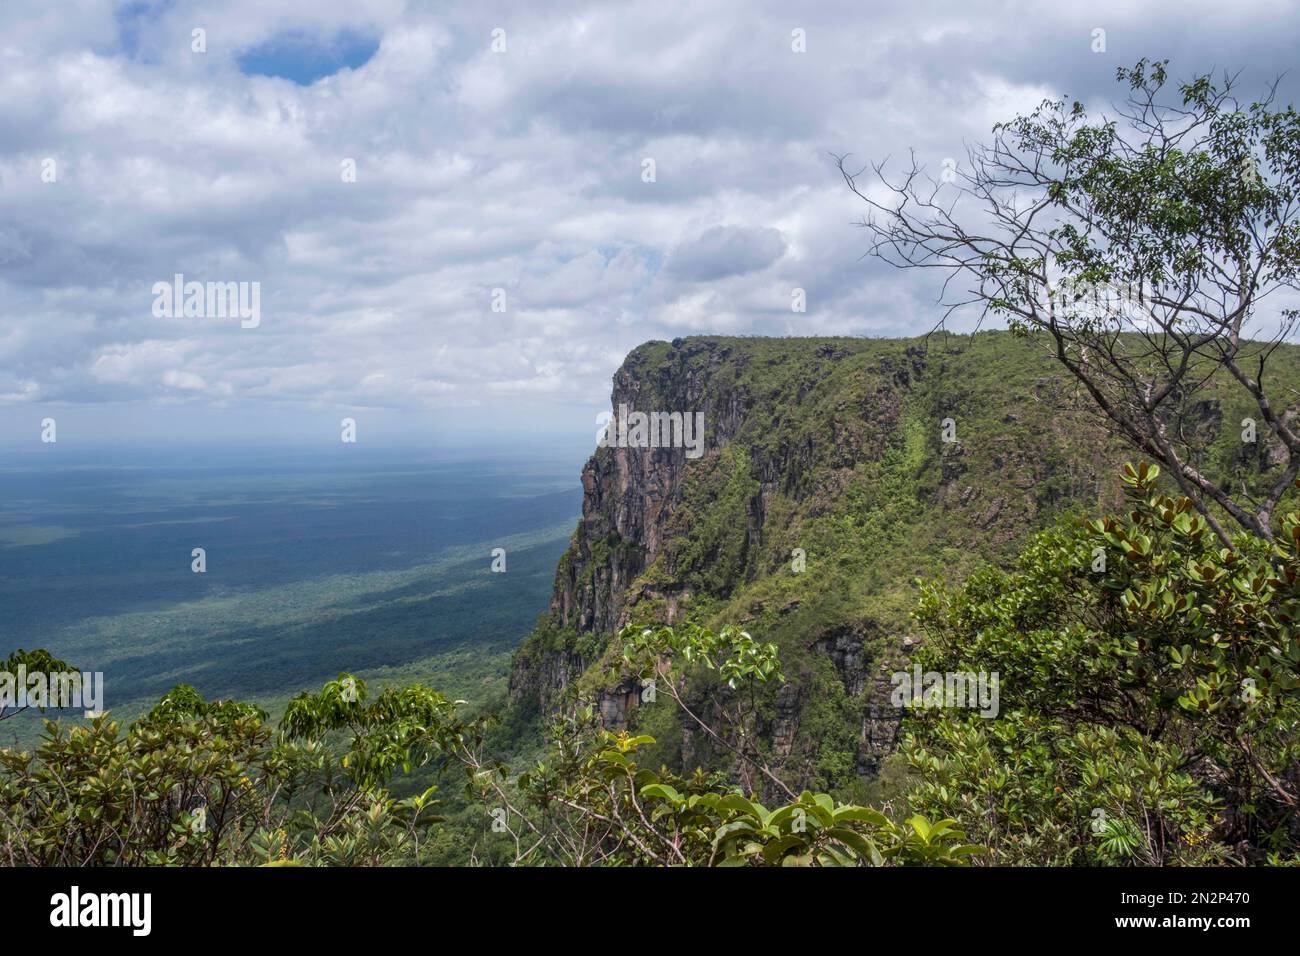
507;332;1263;794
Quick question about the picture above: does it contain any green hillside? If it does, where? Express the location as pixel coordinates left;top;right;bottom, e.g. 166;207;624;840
508;330;1300;797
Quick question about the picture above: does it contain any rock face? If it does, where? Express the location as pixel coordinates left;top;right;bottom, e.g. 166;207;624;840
507;646;588;718
541;341;756;634
507;332;1167;790
510;338;769;713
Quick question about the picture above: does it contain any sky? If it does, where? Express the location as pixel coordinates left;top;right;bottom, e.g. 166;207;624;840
1;0;1298;449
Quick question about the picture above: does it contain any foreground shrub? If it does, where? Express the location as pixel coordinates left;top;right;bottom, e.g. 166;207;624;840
906;464;1300;864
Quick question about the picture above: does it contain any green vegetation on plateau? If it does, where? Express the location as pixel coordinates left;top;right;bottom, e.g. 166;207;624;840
510;330;1300;801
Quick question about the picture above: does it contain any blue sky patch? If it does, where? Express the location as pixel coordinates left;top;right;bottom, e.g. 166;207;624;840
236;29;379;85
114;0;176;62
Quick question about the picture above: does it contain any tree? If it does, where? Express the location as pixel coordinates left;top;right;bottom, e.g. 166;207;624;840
0;649;75;725
452;623;978;866
840;59;1300;547
0;678;452;866
905;464;1300;864
0;657;974;867
620;622;793;799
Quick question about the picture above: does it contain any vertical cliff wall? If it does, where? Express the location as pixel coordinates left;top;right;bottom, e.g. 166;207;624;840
506;332;1257;792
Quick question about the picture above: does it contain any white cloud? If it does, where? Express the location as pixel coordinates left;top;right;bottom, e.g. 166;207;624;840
0;0;1296;441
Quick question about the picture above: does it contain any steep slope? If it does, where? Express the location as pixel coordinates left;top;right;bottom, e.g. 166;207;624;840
508;331;1299;795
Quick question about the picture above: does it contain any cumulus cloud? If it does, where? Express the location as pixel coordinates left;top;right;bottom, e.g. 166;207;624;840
0;0;1296;443
665;225;786;282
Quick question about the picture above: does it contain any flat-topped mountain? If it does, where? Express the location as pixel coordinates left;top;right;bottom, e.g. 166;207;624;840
507;331;1300;795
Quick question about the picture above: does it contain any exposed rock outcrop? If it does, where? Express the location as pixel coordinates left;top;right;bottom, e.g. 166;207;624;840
506;332;1191;790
